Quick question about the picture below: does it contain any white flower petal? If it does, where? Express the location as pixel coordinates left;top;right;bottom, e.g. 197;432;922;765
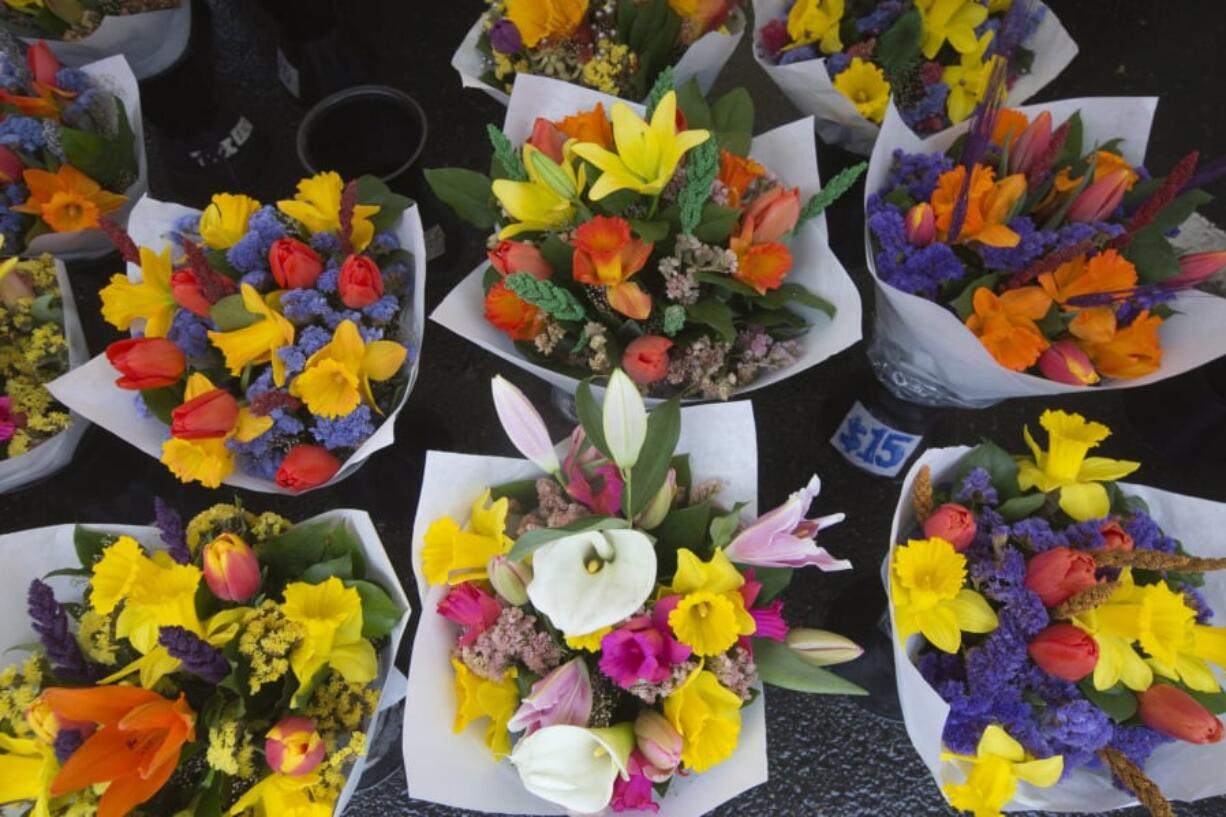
602;369;647;469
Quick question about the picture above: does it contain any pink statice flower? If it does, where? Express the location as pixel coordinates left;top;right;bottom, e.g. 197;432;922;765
437;583;503;647
599;597;692;690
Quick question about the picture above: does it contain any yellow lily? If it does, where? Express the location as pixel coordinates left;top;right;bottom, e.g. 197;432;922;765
199;193;262;249
281;577;377;705
277;171;379;252
491;143;585;239
160;373;273;489
571;91;710;201
1016;410;1140;522
99;245;178;337
892;537;997;653
288;319;406;419
942;725;1063;817
0;733;56;817
207;284;296;386
422;489;513;586
917;0;990;59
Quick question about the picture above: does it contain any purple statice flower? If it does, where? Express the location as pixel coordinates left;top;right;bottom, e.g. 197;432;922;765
0;182;25;246
240;269;270;289
1065;518;1107;551
227;205;286;272
310;231;341;255
171;212;202;244
363;294;399;323
1116;285;1178;326
855;0;905;35
1109;725;1173;772
167;309;211;359
133;392;153;419
27;580;93;682
1051;220;1124;253
1125;510;1177;553
979;217;1050;273
1010;517;1067;553
311;405;377;451
1182;586;1214;624
297;325;333;356
957;467;999;506
900;83;950;131
244;368;276;400
54;68;92;94
159;625;230;683
996;0;1045;63
970;547;1049;637
0;51;23;92
371;231;400;252
154;497;190;564
824;51;851;74
53;728;84;763
316;261;340;293
280;288;333;323
1043;699;1114;771
782;44;821;66
880;236;966;298
0;116;46;153
887;149;956;202
976;18;1003;57
277;344;308;377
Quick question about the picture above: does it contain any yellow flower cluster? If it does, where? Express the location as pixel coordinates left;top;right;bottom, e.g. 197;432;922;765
186;503;291;552
0;655;43;737
206;719;257;778
238;600;306;693
310;731;368;799
306;673;380;736
77;609;118;665
580;43;635;96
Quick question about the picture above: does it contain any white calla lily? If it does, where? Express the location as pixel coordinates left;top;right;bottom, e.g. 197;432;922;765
526;528;656;636
509;723;634;814
602;369;647;469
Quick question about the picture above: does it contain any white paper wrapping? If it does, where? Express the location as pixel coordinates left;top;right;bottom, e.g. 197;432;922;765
404;401;769;815
750;0;1078;155
864;95;1226;405
0;508;411;816
0;258;88;493
19;0;192;80
46;194;428;494
887;447;1226;812
452;7;745;106
432;74;862;403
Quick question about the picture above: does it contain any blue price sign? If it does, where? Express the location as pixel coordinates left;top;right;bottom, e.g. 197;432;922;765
830;401;923;478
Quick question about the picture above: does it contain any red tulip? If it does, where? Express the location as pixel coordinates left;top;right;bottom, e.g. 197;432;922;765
27;41;60;87
622;336;672;385
1068;169;1132;223
337;255;383;309
265;716;326;776
1028;623;1098;681
1038;340;1100;386
1024;546;1098;607
526;117;567;164
170;389;238;439
905;203;936;247
276;445;341;492
0;146;24;184
487;240;552;280
922;503;977;551
1138;684;1225;744
105;338;186;390
1099;520;1134;552
269;238;324;289
170;268;213;318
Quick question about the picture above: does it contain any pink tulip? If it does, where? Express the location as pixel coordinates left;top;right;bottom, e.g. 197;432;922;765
0;146;24;184
507;657;592;736
26;41;60;87
1167;250;1226;288
487;239;553;280
202;533;261;602
723;475;851;570
527;117;567;164
491;375;559;473
905;203;936;247
1068;169;1132;223
742;186;801;244
1038;340;1100;386
1010;111;1052;175
265;717;326;776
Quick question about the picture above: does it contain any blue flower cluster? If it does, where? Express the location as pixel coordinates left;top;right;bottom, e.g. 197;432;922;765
0;51;22;92
867;203;965;297
0;183;25;248
956;467;999;505
167;309;211;359
53;68;91;94
0;116;46;153
854;0;906;36
899;82;950;131
227;206;287;272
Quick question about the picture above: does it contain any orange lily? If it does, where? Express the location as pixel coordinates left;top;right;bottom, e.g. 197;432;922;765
0;82;65;119
966;286;1053;371
1080;311;1164;380
930;164;1025;248
571;216;654;320
14;165;127;233
45;686;195;817
555;103;614;150
717;150;765;208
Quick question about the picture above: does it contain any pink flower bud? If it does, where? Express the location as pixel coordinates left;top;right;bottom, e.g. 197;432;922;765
1068;169;1132;223
266;716;326;776
202;533;261;602
487;239;553;280
27;41;60;87
742;186;801;244
905;203;936;247
1167;250;1226;288
0;146;24;184
1011;111;1052;175
922;504;977;551
527;117;567;164
488;554;532;606
634;708;682;775
1038;340;1100;386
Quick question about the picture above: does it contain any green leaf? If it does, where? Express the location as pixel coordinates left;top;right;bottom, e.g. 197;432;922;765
257;520;364;582
74;526;118;567
491;479;540;508
1078;679;1137;723
1122;228;1181;283
745;308;808;330
754;638;867;695
538;234;574;276
674;78;712;130
504;273;588;321
1143;189;1212;236
710;88;754;138
653;500;712;577
756;283;836;318
1187;687;1226;715
424;167;498;229
486;124;528;182
356;175;414;233
627;399;682;517
140;384;183;426
793;162;868;234
302;554;354;583
685;298;736;342
671;453;692;494
194;771;224;817
58;104;137;193
482;264;500;294
754;567;794;603
875;8;922;75
347;579;406;639
692;204;740;245
708;502;748;549
210;293;260;332
42;567;91;579
951;274;1001;321
715;131;752;158
952;441;1020;500
509;516;632;561
694;270;760;298
630;219;671;241
998;493;1047;522
1053;111;1084;171
576;378;614;461
643;66;675;119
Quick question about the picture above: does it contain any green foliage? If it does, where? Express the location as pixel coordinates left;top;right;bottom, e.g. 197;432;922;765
1078;679;1137;723
951;275;1001;321
793;162;868;234
998;493;1048;522
1123;228;1181;283
644;66;676;119
756;283;836;318
653;500;712;578
509;516;632;561
952;441;1021;501
423;167;498;229
754;638;867;695
347;579;405;639
627;399;682;517
140;384;184;426
692;204;740;244
58;103;137;193
576;378;614;460
754;567;794;603
210;293;260;331
679;140;720;235
710;88;754;156
504;273;588;321
491;479;540;508
708;502;748;549
74;526;118;568
875;8;923;75
357;175;414;232
487;125;528;182
675;78;712;129
686;297;737;342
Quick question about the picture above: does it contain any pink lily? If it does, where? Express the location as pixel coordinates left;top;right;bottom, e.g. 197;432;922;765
562;426;624;515
437;583;502;646
491;375;560;474
507;657;592;736
723;475;851;571
1167;250;1226;288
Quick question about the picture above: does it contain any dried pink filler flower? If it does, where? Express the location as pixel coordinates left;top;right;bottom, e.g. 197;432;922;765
456;605;564;680
709;646;758;701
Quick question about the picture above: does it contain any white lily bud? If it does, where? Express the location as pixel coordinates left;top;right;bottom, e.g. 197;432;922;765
602;369;647;469
785;628;864;667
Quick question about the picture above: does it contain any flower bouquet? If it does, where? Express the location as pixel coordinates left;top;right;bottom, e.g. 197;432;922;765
888;409;1226;816
0;500;410;817
0;35;145;258
406;370;865;814
0;252;87;492
429;73;862;401
752;0;1076;154
1;0;191;79
864;95;1226;406
452;0;745;106
46;173;426;493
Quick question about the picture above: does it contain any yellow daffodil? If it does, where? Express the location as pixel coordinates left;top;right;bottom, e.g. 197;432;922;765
4;0;46;11
785;0;844;54
942;32;1003;125
422;489;513;586
917;0;990;59
892;537;997;653
99;245;178;337
277;171;379;252
160;373;272;489
288;319;406;419
832;57;891;124
207;284;296;386
491;143;585;238
663;667;742;773
571;92;709;201
942;725;1063;817
665;548;755;656
226;771;335;817
988;0;1012;11
504;0;587;49
89;535;145;615
199;193;262;249
565;626;613;651
0;733;56;817
281;577;377;705
452;658;519;757
1016;410;1140;522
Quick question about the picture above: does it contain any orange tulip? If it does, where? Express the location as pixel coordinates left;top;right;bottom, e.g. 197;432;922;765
45;686;195;817
1080;310;1163;380
990;108;1029;149
965;286;1053;372
14;164;126;233
571;216;653;320
716;150;764;208
555;103;614;150
931;164;1024;248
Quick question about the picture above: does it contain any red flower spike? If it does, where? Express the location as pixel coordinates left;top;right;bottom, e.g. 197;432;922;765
338;178;359;256
99;217;142;265
1109;151;1200;250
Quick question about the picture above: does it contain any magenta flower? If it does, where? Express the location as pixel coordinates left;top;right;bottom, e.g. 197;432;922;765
739;570;789;642
507;657;593;736
0;397;16;442
437;583;502;646
723;475;852;571
598;597;692;689
610;751;660;813
562;427;624;515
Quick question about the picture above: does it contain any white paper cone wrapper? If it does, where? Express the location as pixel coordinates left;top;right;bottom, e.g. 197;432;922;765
431;74;862;404
452;7;745;107
404;401;769;815
20;0;192;80
864;95;1226;404
0;508;411;816
750;0;1078;155
47;194;428;494
886;447;1226;812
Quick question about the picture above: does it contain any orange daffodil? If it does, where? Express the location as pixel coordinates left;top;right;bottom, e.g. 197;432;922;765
504;0;587;48
932;163;1026;248
571;216;654;319
15;164;126;233
965;286;1051;372
289;319;407;419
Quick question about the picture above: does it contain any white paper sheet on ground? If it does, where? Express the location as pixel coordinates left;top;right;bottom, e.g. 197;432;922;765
886;447;1226;812
451;8;745;107
404;401;769;815
750;0;1078;155
21;0;192;79
24;54;148;260
0;508;411;816
47;194;428;494
865;95;1226;404
0;259;89;492
432;75;862;403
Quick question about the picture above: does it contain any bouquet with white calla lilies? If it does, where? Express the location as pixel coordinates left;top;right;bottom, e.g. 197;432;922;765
405;369;866;815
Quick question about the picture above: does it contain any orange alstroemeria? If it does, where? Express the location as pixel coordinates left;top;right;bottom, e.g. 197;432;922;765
966;286;1053;372
14;165;127;233
1080;310;1164;380
44;686;195;817
730;221;792;295
571;216;654;320
0;82;65;118
931;164;1026;248
555;103;614;150
717;150;765;208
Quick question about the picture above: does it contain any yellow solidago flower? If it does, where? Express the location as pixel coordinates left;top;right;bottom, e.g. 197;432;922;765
421;489;512;586
99;244;177;337
663;667;741;773
160;373;273;489
917;0;990;59
832;57;891;124
942;32;1003;125
571;91;709;201
942;725;1062;817
226;771;335;817
199;193;262;250
288;319;406;419
566;626;613;652
238;600;305;694
505;0;587;48
207;719;256;777
491;143;585;239
892;537;997;654
277;171;379;253
1016;410;1140;522
785;0;844;55
207;284;296;387
665;548;755;656
78;610;118;665
0;733;56;817
452;657;519;757
281;577;377;706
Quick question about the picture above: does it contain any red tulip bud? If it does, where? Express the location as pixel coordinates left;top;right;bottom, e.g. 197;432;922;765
27;41;60;87
487;240;553;280
622;335;673;385
269;238;324;289
742;186;801;244
1028;623;1099;681
1011;111;1052;175
1038;340;1100;386
1068;169;1132;223
0;146;24;184
170;388;238;439
105;338;186;390
1138;684;1225;744
202;533;261;602
922;503;977;551
276;444;341;492
1024;546;1098;607
170;268;214;318
905;203;936;247
526;117;567;164
337;254;384;309
1167;250;1226;288
1099;520;1134;552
